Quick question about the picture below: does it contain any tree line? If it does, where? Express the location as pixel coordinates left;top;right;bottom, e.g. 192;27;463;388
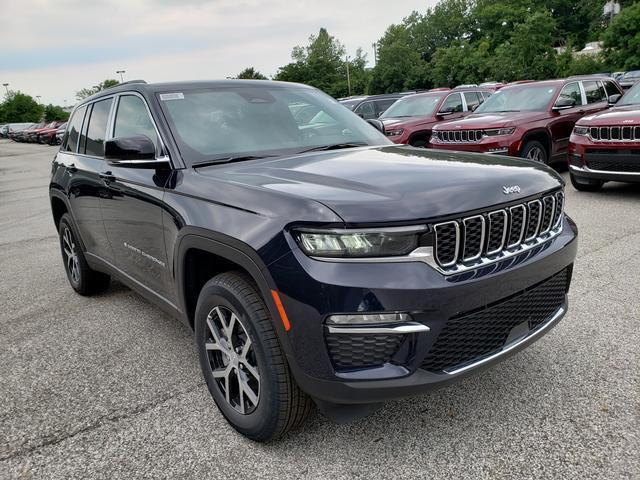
0;92;69;124
246;0;640;97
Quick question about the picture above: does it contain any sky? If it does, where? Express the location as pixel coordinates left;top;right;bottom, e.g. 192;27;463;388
0;0;435;106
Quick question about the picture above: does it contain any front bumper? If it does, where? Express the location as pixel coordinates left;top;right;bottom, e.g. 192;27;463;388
569;136;640;183
268;217;578;404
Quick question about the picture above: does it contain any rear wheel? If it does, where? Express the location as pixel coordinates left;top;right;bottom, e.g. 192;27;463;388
521;140;548;164
570;172;604;191
195;271;312;441
58;213;110;295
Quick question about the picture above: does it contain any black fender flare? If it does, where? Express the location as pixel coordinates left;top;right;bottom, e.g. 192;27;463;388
174;227;295;355
520;128;552;157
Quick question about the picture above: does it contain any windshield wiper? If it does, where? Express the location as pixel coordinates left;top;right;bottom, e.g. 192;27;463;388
193;155;276;168
297;142;368;154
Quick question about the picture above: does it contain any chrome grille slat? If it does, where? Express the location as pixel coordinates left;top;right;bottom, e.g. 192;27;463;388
433;193;564;272
436;129;484;143
588;125;640;142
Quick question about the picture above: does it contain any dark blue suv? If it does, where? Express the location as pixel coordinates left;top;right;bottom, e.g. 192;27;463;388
50;80;578;441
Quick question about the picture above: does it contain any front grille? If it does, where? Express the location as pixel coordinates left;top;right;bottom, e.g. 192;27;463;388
436;129;484;143
432;191;564;272
325;332;404;368
589;125;640;142
421;268;569;372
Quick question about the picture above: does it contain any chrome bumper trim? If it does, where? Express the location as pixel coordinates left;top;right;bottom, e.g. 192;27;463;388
326;322;431;335
570;164;640;177
443;305;566;375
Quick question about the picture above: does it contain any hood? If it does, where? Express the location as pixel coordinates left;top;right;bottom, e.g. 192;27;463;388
198;146;563;224
434;112;548;130
381;116;437;130
577;105;640;126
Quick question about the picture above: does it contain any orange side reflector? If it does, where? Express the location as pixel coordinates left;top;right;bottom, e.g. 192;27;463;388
271;290;291;331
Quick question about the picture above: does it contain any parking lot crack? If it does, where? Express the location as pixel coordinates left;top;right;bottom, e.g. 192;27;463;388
0;383;205;462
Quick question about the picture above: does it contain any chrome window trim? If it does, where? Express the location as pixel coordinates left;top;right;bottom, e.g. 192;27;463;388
524;199;543;242
506;205;527;248
326;323;430;335
443;305;566;375
462;215;485;262
486;210;508;256
434;221;460;267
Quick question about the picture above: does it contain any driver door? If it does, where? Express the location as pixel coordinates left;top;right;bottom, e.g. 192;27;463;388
548;82;585;158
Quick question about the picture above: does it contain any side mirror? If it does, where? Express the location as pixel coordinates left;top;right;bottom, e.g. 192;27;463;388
552;97;575;111
105;135;168;168
437;107;455;116
470;104;479;112
366;119;385;133
608;94;622;105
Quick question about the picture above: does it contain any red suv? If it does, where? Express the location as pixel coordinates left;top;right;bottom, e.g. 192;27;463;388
379;87;493;147
568;81;640;191
430;78;623;164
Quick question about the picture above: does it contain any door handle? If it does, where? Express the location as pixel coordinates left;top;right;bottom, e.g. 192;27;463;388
99;171;115;182
67;163;78;173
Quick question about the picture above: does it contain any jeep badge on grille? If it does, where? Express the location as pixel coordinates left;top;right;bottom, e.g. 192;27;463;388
502;185;521;195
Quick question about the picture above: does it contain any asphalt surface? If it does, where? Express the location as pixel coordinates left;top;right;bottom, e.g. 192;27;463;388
0;139;638;479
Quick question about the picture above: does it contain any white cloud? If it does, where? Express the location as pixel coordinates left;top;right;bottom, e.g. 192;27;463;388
0;0;436;105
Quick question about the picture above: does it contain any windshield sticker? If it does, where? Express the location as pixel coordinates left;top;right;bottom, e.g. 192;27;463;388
159;92;184;101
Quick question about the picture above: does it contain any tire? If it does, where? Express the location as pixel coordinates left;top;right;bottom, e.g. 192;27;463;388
520;140;548;164
570;172;604;192
195;271;312;441
58;213;111;295
409;137;428;148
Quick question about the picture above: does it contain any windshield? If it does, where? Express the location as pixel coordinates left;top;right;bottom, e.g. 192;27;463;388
159;86;389;164
380;94;444;118
474;84;558;113
623;70;640;80
339;99;364;111
619;82;640;105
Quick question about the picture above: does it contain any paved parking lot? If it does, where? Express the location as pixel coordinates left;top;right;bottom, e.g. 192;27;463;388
0;139;638;479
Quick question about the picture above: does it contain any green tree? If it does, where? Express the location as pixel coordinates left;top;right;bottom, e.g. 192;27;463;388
75;79;120;101
43;104;70;122
0;92;44;123
274;28;363;97
603;2;640;70
236;67;268;80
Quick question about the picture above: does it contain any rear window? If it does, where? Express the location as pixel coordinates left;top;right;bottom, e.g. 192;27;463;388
63;105;87;153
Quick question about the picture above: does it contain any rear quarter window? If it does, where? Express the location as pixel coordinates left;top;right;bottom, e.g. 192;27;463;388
62;105;87;153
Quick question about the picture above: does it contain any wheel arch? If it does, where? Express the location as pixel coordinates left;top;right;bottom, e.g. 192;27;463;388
50;191;70;231
521;129;552;159
407;130;432;147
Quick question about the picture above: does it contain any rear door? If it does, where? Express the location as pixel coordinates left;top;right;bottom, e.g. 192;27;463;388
582;80;609;115
57;101;115;263
99;93;174;301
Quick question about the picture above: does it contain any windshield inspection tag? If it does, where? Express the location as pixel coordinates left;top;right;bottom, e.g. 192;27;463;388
160;92;184;101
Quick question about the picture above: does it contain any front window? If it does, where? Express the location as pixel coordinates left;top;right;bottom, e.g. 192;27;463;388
474;84;558;113
583;81;606;104
158;85;389;165
113;95;160;152
380;94;444;118
557;83;583;106
619;82;640;105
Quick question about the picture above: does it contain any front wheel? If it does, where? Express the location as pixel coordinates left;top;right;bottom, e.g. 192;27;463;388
570;172;604;191
521;140;548;164
195;272;312;441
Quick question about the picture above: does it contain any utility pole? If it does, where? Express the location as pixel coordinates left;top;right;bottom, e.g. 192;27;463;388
2;83;9;95
116;70;126;83
346;55;352;97
36;95;41;103
372;42;377;67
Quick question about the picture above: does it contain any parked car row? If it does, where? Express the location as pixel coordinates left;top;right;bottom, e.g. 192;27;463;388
359;75;639;191
0;121;67;145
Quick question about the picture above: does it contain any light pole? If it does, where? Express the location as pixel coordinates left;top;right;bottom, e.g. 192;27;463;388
36;95;41;103
345;55;352;97
2;83;8;95
372;42;377;67
116;70;126;83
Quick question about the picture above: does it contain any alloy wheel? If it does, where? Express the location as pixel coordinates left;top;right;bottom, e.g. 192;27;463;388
62;227;80;284
204;306;260;414
526;146;545;163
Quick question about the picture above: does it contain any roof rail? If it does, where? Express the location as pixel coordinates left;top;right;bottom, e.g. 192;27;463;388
118;79;147;86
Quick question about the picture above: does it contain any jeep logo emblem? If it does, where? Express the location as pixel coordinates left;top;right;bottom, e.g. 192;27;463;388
502;185;521;195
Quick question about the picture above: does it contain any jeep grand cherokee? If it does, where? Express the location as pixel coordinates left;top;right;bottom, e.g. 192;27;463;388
50;79;578;441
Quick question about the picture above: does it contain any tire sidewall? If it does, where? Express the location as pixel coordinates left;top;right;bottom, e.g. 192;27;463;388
195;282;280;437
58;214;87;293
521;140;548;164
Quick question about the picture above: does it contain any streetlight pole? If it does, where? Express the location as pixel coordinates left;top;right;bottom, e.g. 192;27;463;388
36;95;41;103
372;42;377;67
346;55;352;97
116;70;126;83
2;83;9;95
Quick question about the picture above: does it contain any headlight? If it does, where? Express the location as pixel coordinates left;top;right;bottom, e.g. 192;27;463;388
385;128;404;137
573;126;589;136
483;127;516;136
292;226;426;258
